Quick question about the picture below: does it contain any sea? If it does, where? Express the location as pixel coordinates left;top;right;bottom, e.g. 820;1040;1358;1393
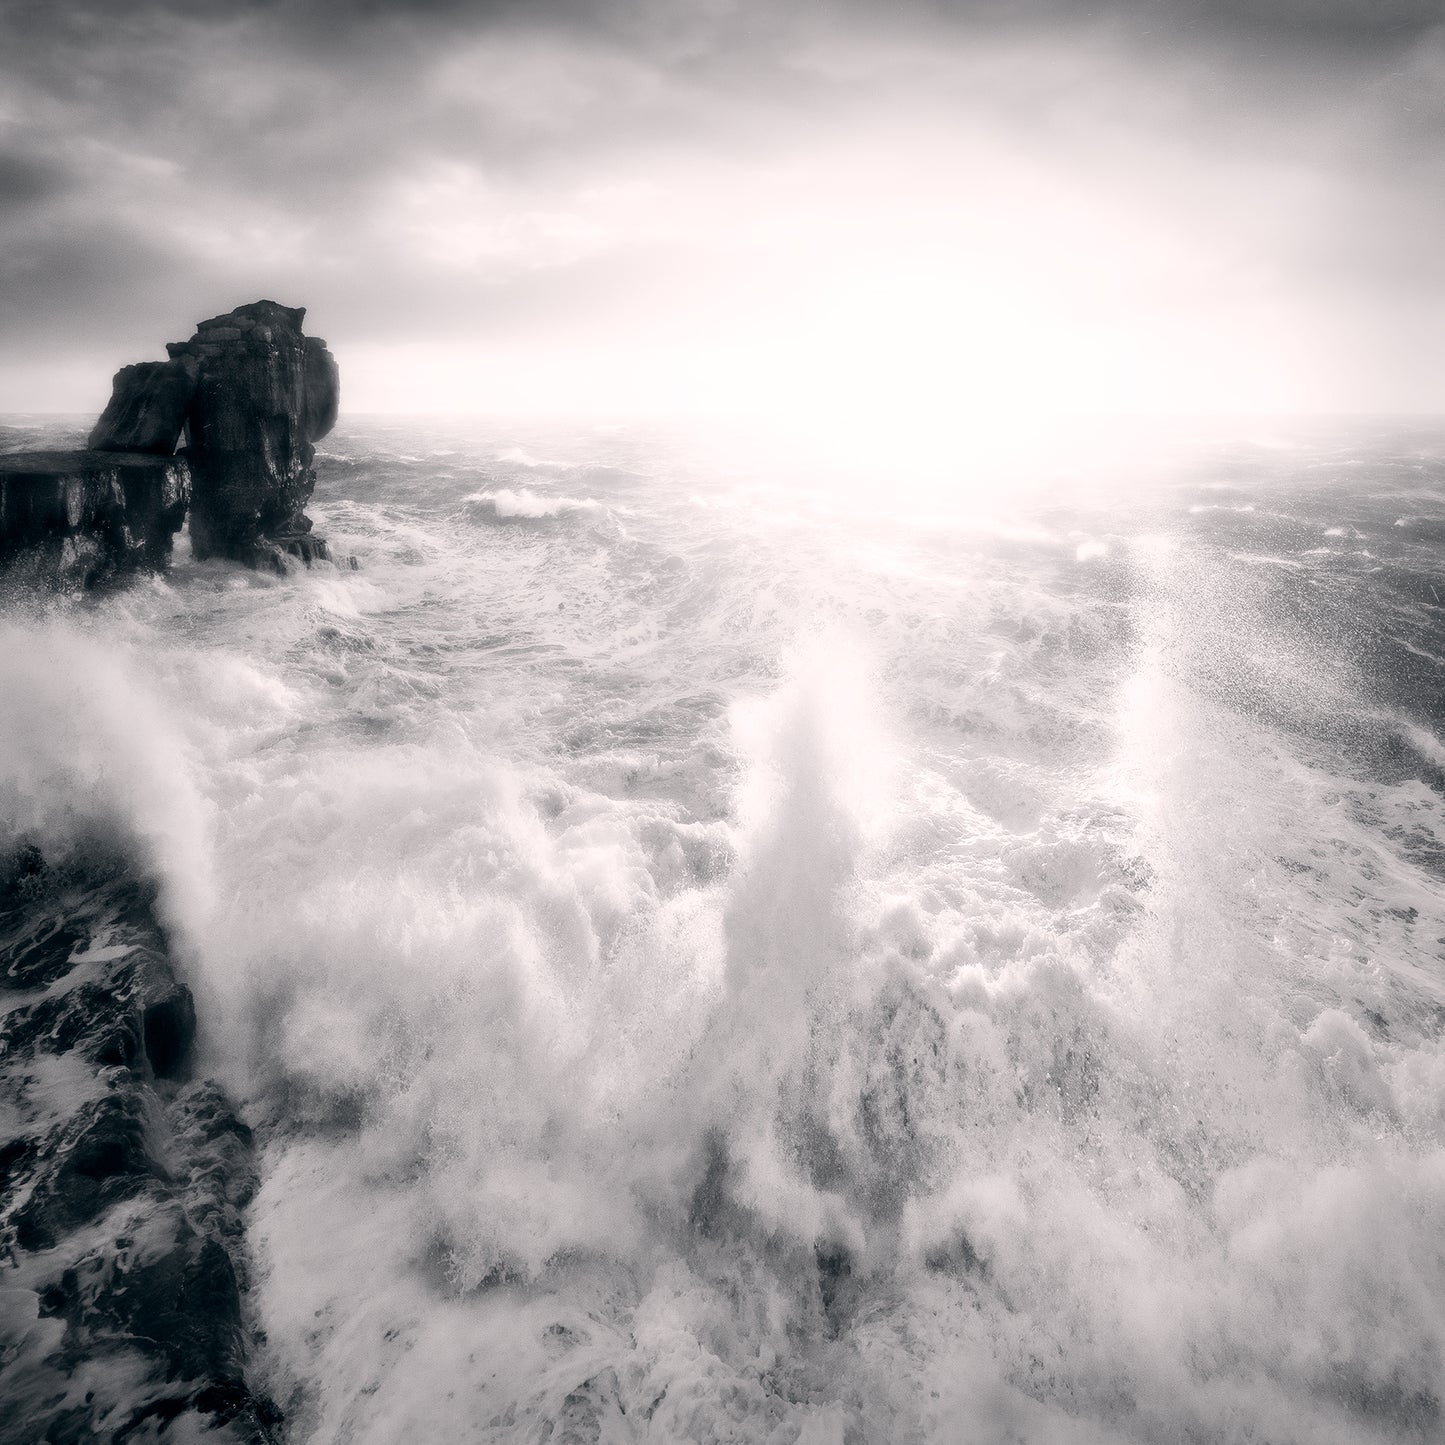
2;413;1444;1443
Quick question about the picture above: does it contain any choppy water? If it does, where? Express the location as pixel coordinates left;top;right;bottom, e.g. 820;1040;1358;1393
3;414;1445;1443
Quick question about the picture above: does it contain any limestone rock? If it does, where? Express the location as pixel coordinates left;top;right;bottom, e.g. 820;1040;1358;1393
303;335;340;443
0;450;190;590
0;848;278;1445
87;356;199;455
172;300;338;566
1;296;341;588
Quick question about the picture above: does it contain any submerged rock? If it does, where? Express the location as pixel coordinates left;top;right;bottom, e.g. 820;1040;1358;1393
0;848;278;1444
0;449;190;590
87;357;200;455
169;299;339;567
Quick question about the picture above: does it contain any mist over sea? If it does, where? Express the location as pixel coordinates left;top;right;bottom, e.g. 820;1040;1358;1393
3;413;1445;1443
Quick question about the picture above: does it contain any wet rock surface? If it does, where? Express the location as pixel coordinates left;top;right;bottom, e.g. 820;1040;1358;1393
303;336;340;445
0;847;278;1444
0;450;190;591
1;297;341;587
87;358;200;456
170;300;339;568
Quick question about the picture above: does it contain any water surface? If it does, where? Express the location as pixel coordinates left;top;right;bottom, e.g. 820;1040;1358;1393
3;415;1444;1443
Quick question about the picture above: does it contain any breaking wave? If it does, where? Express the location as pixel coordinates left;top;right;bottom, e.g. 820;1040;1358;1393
5;416;1445;1443
465;487;602;520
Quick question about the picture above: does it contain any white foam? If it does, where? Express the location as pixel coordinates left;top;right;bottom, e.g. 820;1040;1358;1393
0;620;214;945
465;487;600;518
7;416;1443;1442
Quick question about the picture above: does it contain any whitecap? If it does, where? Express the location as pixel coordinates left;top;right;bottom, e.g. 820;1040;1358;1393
464;487;601;519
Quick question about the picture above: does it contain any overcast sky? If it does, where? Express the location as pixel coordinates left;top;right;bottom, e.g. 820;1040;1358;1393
2;0;1442;429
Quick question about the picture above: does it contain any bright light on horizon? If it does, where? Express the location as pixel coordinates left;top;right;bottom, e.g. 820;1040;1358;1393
338;116;1320;482
6;23;1434;432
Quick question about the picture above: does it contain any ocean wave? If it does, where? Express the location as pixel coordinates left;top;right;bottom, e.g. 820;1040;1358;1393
0;620;214;945
7;416;1445;1444
464;487;602;519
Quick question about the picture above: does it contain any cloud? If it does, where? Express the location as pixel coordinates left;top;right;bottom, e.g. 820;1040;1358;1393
0;147;71;214
0;0;1441;413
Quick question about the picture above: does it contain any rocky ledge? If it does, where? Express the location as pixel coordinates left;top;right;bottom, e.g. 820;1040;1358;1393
0;847;277;1444
0;451;190;591
0;298;341;587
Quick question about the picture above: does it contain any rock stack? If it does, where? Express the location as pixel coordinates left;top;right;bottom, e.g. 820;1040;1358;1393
167;301;339;572
0;300;340;588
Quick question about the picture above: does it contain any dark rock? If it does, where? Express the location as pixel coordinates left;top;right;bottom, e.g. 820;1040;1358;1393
168;1080;259;1245
2;958;191;1094
3;977;124;1061
303;335;340;443
0;1135;38;1210
180;299;339;568
11;1091;158;1251
1;297;340;588
237;528;332;575
87;357;199;455
0;850;278;1443
142;982;196;1080
1;915;85;990
0;449;190;589
39;1204;246;1382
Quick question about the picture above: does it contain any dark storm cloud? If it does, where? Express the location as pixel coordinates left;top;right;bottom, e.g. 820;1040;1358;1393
178;0;1445;54
926;0;1443;47
1;0;1441;408
21;0;1434;45
0;0;787;353
0;220;197;343
0;148;70;212
1130;0;1440;46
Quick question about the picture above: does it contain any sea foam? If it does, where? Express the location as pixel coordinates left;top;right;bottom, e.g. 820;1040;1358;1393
4;416;1444;1442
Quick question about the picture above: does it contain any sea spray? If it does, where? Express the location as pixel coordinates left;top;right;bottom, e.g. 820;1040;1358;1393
0;618;279;1441
5;416;1444;1442
704;635;899;1252
0;619;214;948
191;421;1445;1441
466;488;604;520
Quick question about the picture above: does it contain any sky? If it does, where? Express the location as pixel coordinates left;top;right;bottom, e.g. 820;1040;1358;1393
2;0;1442;438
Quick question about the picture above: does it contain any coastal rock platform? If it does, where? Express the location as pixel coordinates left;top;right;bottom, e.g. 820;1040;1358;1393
0;451;190;590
